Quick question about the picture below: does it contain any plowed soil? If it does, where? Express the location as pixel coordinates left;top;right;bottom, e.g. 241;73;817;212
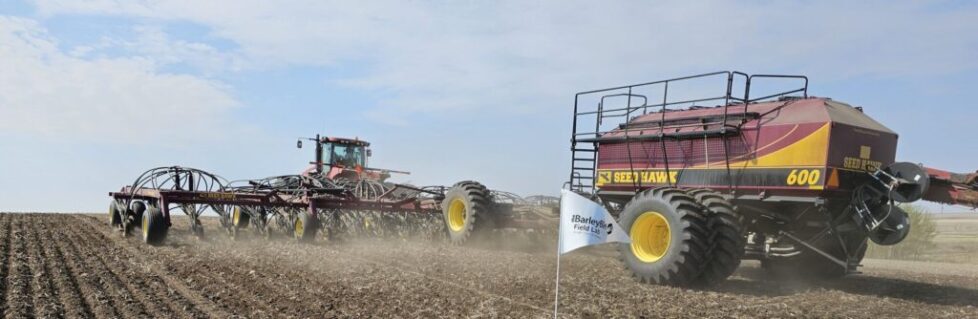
1;213;977;318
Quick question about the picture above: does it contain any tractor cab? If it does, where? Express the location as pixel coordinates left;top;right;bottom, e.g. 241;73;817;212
298;135;396;182
317;137;377;181
321;137;369;169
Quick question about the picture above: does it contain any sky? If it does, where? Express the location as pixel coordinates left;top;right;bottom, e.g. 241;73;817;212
1;0;977;212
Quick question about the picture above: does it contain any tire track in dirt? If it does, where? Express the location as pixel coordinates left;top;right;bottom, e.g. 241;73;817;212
66;215;212;318
33;215;94;318
0;214;10;316
72;215;252;318
357;254;550;314
221;238;543;318
24;215;64;317
47;218;124;318
187;216;556;317
306;240;677;317
72;216;218;317
158;219;409;317
59;227;149;318
335;241;558;311
216;240;406;317
4;217;36;318
148;239;342;318
78;215;268;317
61;216;185;318
79;220;235;319
339;243;646;316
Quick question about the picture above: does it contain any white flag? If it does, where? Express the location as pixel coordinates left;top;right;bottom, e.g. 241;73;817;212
558;189;630;254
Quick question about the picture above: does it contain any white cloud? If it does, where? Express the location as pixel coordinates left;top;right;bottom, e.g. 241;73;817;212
4;1;978;209
0;16;239;143
16;2;977;138
123;25;245;74
28;1;978;123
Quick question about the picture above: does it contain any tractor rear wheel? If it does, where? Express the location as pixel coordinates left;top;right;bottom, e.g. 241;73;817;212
294;211;319;243
618;188;710;287
142;207;169;246
442;181;495;245
687;189;746;286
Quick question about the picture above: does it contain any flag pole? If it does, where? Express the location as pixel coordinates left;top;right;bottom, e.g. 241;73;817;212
553;217;562;319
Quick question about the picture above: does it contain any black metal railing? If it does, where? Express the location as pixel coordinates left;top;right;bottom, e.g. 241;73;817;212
568;71;808;194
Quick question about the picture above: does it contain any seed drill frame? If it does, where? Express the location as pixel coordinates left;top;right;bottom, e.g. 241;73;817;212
108;136;557;245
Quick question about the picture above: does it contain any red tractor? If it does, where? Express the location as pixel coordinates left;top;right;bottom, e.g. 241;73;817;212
570;71;978;287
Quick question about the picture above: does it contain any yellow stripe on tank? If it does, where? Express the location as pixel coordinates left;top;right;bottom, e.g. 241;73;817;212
727;123;830;168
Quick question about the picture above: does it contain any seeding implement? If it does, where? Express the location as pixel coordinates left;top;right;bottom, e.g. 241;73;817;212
108;136;557;245
569;71;978;287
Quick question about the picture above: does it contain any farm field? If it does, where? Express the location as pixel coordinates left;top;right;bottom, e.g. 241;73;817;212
1;212;977;318
929;213;978;264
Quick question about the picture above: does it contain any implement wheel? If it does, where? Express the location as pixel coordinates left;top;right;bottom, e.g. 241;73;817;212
108;202;122;227
229;206;253;239
442;181;495;245
233;206;251;229
294;211;319;243
142;207;169;246
618;188;710;287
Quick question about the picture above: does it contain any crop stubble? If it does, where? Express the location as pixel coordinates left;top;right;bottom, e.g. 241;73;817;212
0;213;976;318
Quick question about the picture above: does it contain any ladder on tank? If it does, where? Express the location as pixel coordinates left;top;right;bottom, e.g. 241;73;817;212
569;144;598;193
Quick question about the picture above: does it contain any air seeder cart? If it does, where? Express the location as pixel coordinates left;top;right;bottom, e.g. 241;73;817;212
569;71;978;287
108;135;558;245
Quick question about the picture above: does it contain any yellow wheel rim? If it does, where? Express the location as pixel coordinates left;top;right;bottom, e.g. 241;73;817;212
142;213;150;238
630;211;671;263
447;199;466;232
295;219;304;238
233;207;242;226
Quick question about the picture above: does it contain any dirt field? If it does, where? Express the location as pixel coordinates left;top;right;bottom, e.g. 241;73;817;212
1;213;977;318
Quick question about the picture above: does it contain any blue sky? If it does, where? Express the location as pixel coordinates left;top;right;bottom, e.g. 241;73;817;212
1;1;977;212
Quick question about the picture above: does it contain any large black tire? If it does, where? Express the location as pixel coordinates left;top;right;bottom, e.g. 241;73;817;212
108;202;122;227
233;206;251;229
687;189;746;286
142;207;169;246
293;211;319;243
617;188;710;287
126;201;147;236
441;181;495;245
